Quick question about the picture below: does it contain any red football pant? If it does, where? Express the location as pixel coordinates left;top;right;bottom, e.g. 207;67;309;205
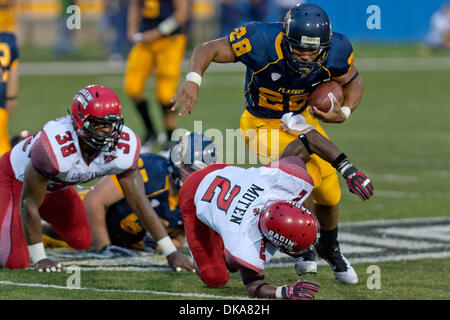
179;164;230;288
0;152;92;269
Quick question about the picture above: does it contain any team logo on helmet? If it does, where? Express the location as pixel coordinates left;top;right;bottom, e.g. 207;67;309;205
73;88;94;110
168;132;217;188
258;201;319;256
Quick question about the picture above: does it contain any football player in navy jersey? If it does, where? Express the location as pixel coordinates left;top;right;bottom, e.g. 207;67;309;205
0;0;20;155
83;132;217;256
171;4;367;284
124;0;190;151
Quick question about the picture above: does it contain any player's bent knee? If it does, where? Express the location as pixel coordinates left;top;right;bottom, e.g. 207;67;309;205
199;265;229;288
157;91;176;107
123;80;143;99
67;233;92;251
312;173;341;206
5;255;30;270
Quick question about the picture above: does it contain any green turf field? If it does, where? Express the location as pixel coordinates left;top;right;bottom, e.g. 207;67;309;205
1;44;449;301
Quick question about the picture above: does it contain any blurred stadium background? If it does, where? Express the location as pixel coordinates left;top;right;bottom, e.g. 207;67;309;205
1;0;449;300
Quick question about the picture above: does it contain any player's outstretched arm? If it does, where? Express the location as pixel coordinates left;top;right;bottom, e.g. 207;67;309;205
118;169;194;271
281;130;374;200
171;37;235;116
83;176;124;251
21;163;63;272
241;268;320;300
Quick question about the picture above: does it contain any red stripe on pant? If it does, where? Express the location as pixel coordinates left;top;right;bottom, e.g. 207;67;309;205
0;151;92;269
179;164;230;288
0;151;29;269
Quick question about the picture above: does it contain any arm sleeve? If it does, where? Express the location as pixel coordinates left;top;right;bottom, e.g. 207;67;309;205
329;33;354;78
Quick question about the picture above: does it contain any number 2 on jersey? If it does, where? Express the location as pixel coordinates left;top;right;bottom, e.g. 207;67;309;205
201;176;241;213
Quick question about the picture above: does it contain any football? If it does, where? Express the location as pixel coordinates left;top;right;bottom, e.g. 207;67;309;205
308;81;344;113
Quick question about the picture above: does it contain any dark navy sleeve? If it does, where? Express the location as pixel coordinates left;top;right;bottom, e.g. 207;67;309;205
327;33;354;78
228;22;269;70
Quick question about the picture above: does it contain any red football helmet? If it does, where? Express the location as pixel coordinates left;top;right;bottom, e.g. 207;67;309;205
258;201;319;255
71;85;124;151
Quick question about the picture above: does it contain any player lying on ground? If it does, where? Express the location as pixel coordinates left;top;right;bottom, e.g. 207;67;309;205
178;128;373;299
83;132;217;256
172;3;367;284
0;85;193;272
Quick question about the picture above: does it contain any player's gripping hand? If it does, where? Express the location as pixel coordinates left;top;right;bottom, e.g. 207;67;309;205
167;250;195;272
34;258;64;273
346;171;374;200
337;159;374;200
309;95;347;123
171;81;199;116
282;279;320;300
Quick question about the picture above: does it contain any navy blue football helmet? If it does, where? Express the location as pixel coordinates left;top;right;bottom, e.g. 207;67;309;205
168;132;217;188
281;4;332;77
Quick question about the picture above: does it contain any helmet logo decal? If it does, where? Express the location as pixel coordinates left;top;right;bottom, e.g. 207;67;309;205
301;36;321;46
267;230;297;250
73;88;94;110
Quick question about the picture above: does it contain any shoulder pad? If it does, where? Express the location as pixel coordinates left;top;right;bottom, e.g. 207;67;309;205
229;22;284;70
326;32;354;77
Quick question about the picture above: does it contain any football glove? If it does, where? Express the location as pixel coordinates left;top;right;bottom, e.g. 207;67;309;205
280;279;320;300
335;158;374;201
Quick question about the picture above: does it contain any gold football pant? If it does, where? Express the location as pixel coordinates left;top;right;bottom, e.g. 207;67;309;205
124;34;187;105
0;108;11;156
240;108;341;206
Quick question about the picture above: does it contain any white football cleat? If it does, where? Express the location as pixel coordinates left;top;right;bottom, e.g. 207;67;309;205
333;255;358;284
315;241;358;285
294;249;318;275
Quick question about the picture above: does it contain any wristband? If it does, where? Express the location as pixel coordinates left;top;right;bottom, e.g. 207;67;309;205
132;32;143;43
331;153;347;169
276;286;290;299
186;72;202;87
157;16;179;36
341;106;351;120
28;242;47;264
157;236;177;257
275;286;284;299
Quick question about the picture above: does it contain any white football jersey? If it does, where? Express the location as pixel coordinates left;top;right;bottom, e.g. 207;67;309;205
10;115;140;191
193;158;314;273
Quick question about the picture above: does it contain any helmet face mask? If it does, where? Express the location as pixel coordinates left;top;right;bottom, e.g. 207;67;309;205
258;201;319;256
78;113;123;152
168;132;217;188
71;85;124;152
282;4;332;77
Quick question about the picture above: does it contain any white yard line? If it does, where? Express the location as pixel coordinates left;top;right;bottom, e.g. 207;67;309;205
0;280;251;300
19;56;450;75
339;216;449;227
356;190;450;200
